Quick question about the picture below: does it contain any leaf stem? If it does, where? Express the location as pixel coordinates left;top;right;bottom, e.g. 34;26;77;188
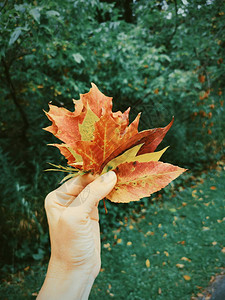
103;199;108;214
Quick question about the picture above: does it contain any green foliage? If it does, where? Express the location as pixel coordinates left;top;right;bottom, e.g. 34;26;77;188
0;147;57;266
0;0;224;276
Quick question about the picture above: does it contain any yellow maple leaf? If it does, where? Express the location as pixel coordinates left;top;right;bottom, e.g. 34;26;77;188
103;145;169;173
102;144;143;173
129;146;169;163
79;106;99;141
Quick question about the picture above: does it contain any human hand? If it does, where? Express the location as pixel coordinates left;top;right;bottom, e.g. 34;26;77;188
37;171;117;300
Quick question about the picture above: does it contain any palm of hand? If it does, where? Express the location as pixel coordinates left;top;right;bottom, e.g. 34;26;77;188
45;174;104;278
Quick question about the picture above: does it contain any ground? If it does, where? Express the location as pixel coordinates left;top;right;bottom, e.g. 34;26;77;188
1;164;225;300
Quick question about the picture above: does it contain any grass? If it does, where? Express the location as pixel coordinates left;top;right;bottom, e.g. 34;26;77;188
1;167;225;299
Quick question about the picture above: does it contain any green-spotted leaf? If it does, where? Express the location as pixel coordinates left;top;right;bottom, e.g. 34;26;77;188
107;161;187;203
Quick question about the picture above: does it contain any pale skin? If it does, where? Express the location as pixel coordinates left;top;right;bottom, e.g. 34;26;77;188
37;171;117;300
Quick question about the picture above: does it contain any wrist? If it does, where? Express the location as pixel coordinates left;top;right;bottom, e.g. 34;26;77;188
37;256;95;300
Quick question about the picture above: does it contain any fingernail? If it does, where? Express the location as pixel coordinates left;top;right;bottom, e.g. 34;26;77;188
100;171;117;184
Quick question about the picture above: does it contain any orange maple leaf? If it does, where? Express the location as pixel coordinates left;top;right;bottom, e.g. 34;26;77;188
44;83;186;203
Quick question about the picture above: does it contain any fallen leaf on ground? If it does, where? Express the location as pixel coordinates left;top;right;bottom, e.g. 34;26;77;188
202;226;210;231
176;264;185;268
210;186;217;190
146;259;150;268
181;257;191;262
183;275;191;281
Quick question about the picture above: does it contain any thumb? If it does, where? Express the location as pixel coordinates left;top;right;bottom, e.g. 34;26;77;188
75;171;117;214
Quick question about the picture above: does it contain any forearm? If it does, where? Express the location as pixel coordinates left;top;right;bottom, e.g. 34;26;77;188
37;257;95;300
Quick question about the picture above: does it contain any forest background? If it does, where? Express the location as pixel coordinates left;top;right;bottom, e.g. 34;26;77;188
0;0;224;299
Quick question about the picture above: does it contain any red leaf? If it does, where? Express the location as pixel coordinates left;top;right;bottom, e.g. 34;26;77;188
100;118;173;171
137;117;174;154
107;161;187;202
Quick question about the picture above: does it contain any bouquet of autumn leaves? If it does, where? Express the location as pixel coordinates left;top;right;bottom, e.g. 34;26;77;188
44;83;186;203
